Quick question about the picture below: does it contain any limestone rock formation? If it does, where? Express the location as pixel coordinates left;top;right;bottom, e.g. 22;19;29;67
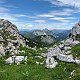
0;19;26;56
71;23;80;36
43;22;80;68
5;56;27;65
46;57;58;68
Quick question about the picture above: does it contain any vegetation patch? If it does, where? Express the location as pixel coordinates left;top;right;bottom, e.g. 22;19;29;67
71;43;80;58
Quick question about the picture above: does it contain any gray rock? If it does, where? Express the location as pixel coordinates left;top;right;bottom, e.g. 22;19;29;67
5;56;27;65
57;54;74;62
0;19;27;56
71;23;80;36
46;57;58;68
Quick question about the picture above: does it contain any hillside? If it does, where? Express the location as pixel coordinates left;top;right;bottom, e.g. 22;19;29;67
26;35;56;48
0;19;26;56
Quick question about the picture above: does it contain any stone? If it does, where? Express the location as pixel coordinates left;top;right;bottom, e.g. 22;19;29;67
72;40;80;45
5;56;27;65
64;38;73;45
41;53;47;57
71;23;80;36
0;19;27;56
65;50;71;54
57;54;74;62
47;47;62;57
75;59;80;64
64;46;72;51
46;57;58;68
0;44;5;56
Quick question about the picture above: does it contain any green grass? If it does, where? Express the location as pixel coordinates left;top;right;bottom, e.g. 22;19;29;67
71;43;80;58
0;56;80;80
0;44;80;80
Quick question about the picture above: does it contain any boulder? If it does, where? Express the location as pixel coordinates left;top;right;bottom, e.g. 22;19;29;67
47;47;62;57
5;56;27;65
57;54;74;62
46;57;58;68
71;23;80;36
0;44;5;56
65;50;71;54
75;59;80;64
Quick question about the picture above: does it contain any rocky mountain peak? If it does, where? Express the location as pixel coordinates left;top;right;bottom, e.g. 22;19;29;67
0;19;18;32
0;19;26;56
33;28;53;36
71;22;80;36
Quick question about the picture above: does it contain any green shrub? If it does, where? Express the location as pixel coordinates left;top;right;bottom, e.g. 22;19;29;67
27;57;36;64
72;43;80;58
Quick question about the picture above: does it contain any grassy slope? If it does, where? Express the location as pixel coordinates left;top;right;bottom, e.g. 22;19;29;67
0;46;80;80
0;59;80;80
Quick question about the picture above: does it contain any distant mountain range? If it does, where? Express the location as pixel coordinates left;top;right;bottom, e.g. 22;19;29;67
20;29;56;47
51;29;71;40
20;29;71;41
19;29;71;47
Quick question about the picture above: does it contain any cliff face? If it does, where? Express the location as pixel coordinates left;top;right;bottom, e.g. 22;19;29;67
71;23;80;36
70;22;80;41
0;19;26;56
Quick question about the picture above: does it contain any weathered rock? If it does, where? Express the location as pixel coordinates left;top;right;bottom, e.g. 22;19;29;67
65;50;71;54
0;19;27;56
75;59;80;64
64;46;72;51
71;23;80;36
64;38;79;46
47;47;62;57
0;44;5;56
46;57;58;68
57;54;74;62
5;56;27;65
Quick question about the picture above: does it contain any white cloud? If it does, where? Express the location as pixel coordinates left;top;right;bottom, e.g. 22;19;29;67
0;7;9;12
58;0;80;8
37;14;54;17
37;0;80;8
0;13;18;21
23;24;33;28
50;8;80;16
49;17;73;22
34;20;46;23
14;14;27;17
36;8;79;19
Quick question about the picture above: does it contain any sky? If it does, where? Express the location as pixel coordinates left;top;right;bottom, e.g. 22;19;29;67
0;0;80;30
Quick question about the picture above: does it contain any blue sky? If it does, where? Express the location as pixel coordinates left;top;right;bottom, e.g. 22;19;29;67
0;0;80;30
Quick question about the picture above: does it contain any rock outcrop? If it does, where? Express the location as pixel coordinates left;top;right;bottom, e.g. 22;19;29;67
5;56;27;65
71;23;80;36
0;19;26;56
70;22;80;41
42;22;80;68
